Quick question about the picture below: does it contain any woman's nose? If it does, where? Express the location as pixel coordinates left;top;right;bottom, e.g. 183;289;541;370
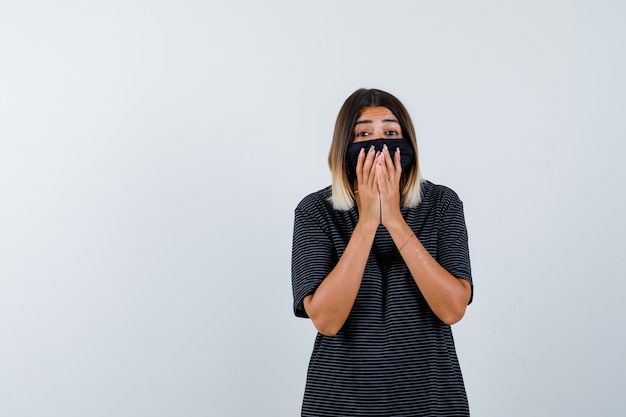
372;126;384;138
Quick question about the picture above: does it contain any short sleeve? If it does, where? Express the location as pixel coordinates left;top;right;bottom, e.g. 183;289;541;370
291;207;338;318
437;198;474;304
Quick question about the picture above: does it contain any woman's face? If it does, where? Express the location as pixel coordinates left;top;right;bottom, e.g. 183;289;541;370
353;106;402;143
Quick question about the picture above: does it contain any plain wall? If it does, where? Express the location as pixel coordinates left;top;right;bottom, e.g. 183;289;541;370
1;1;625;416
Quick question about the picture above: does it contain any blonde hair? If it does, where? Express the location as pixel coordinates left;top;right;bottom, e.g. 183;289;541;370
328;89;423;210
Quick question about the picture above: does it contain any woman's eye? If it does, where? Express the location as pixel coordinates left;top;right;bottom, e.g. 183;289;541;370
356;131;370;137
385;130;399;136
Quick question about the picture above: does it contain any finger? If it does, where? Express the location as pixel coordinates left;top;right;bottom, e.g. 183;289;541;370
376;153;392;189
393;145;403;177
367;150;379;188
382;144;395;169
361;145;376;181
355;147;366;181
371;151;381;179
361;146;379;194
375;161;389;191
382;144;396;181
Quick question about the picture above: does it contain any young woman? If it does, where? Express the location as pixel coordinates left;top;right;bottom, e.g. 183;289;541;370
291;88;473;416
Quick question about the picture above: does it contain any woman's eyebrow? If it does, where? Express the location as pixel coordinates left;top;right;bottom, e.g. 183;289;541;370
355;118;399;125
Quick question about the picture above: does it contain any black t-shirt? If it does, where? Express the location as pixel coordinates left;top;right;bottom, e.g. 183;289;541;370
292;180;473;416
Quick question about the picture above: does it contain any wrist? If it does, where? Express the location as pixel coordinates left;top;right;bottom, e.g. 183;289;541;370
385;218;412;241
355;218;379;235
382;214;406;233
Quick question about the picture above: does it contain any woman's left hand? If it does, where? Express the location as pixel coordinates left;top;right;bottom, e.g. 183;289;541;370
376;144;404;228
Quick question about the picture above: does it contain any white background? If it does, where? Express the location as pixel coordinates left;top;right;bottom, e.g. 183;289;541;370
1;1;625;416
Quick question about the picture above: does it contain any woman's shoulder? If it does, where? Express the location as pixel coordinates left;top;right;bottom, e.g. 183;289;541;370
419;179;464;208
295;186;334;213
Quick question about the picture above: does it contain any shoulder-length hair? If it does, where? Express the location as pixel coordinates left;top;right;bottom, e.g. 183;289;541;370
328;88;423;210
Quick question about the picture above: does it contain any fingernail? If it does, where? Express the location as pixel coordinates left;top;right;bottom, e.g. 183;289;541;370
369;145;375;153
383;144;388;152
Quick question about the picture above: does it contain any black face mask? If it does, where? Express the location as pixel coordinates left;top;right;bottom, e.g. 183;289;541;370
345;138;415;182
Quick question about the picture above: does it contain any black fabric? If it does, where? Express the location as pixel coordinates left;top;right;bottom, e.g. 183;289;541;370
291;180;473;416
345;138;415;182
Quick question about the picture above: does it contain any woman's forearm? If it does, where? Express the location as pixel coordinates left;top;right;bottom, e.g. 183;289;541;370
387;220;472;325
303;221;378;336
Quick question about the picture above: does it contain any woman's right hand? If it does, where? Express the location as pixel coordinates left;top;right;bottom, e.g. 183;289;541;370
304;145;380;336
354;145;381;227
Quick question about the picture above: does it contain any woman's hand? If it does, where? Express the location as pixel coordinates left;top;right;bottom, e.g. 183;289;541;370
354;145;381;227
372;144;471;325
376;144;403;228
304;145;382;337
